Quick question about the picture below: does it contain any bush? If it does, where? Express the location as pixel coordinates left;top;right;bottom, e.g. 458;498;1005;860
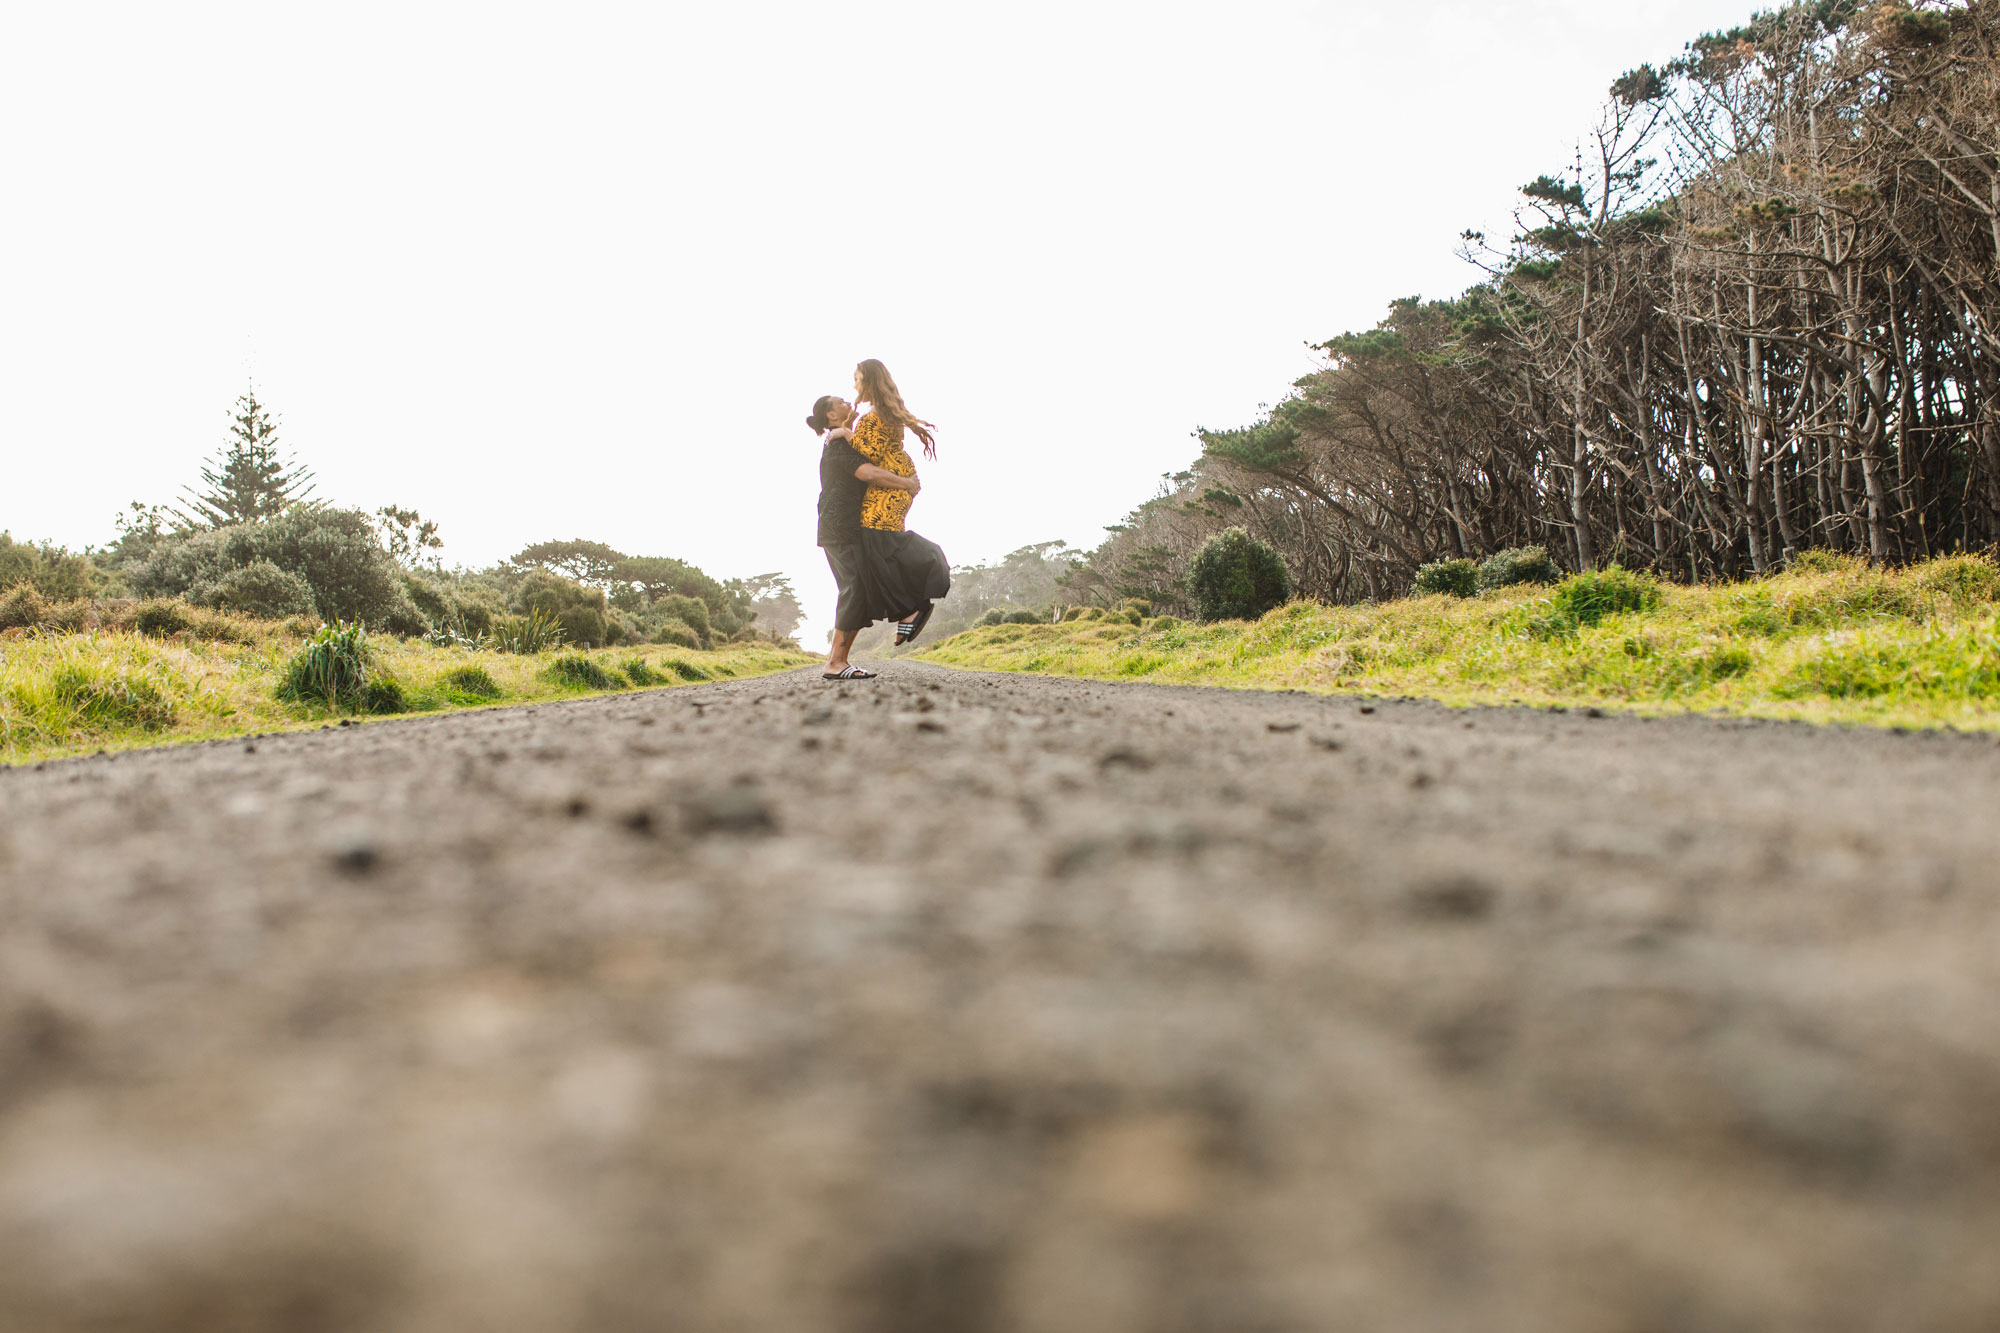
1187;527;1291;622
129;598;253;643
1414;558;1477;598
492;611;565;654
1476;546;1559;590
441;665;502;698
1121;599;1154;617
512;571;619;648
189;560;319;619
0;534;97;600
130;508;424;631
1002;608;1045;625
277;623;374;709
651;617;703;649
659;594;711;647
624;658;664;686
544;653;626;691
1527;566;1662;638
0;584;54;630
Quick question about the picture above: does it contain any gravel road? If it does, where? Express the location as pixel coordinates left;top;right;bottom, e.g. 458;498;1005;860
2;662;1997;1332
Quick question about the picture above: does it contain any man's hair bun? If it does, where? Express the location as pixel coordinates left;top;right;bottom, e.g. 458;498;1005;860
807;395;835;434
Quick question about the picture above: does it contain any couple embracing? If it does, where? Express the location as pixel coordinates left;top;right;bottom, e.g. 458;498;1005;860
811;358;951;681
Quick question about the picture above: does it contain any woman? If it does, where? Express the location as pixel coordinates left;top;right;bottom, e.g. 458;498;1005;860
810;392;918;680
846;359;950;644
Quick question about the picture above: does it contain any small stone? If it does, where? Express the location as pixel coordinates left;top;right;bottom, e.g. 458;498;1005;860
621;809;655;835
682;788;776;836
1407;874;1496;921
1359;704;1377;715
916;719;945;734
332;841;379;875
1266;721;1301;733
565;797;590;818
1312;736;1343;751
1585;707;1606;719
339;718;354;728
802;708;833;726
1099;748;1152;771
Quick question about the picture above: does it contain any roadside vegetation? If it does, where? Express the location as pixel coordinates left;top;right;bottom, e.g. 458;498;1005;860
1;387;815;765
916;552;2000;730
0;608;811;765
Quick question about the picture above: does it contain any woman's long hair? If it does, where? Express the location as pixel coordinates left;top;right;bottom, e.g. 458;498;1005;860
855;359;937;460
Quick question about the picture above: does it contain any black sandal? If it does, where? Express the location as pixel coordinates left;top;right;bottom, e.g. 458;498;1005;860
821;666;877;680
895;604;935;646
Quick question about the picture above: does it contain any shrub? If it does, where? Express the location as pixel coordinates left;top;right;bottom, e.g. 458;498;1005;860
492;611;565;654
1002;608;1045;625
441;665;502;698
1527;566;1662;638
0;534;97;600
1187;527;1291;622
624;658;664;686
129;598;253;643
544;653;626;691
1121;599;1154;617
190;560;319;619
130;507;423;631
664;658;710;681
277;623;374;709
659;594;711;647
652;617;703;649
1477;546;1559;590
0;584;54;630
133;598;192;637
512;571;618;648
1414;558;1478;598
407;574;505;640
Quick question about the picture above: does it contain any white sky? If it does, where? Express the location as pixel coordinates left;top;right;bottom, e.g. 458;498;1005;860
1;0;1760;644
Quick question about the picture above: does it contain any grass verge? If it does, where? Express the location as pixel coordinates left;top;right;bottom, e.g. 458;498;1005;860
1;621;815;766
915;552;2000;730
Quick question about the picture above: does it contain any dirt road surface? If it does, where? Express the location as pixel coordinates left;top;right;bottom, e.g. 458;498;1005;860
2;662;1997;1332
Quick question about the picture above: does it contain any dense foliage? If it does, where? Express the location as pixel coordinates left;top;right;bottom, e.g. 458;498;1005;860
1068;0;2000;605
1185;527;1292;621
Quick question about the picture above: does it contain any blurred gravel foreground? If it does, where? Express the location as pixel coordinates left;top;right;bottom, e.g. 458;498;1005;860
2;663;1998;1332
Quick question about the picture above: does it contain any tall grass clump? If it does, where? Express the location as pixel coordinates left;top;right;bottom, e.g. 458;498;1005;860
277;623;374;709
440;665;503;699
544;653;626;691
623;658;664;686
1526;566;1662;638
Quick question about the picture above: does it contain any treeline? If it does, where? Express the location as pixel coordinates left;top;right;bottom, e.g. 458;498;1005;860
1;391;802;649
1065;0;1999;611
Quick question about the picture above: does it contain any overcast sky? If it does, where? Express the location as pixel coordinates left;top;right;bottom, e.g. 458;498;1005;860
1;0;1762;642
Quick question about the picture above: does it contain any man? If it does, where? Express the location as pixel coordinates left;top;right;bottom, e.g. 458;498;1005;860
810;393;919;680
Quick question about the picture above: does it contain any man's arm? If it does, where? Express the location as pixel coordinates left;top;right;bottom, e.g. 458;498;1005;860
855;462;920;494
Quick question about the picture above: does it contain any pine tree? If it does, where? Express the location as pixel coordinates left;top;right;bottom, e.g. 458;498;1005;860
178;388;316;528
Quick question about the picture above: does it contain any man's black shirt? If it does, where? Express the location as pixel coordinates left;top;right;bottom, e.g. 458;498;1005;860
817;436;867;547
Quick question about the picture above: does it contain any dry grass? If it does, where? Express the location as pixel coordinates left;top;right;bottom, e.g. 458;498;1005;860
917;552;2000;730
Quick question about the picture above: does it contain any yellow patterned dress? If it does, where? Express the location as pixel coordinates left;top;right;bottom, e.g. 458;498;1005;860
849;412;917;532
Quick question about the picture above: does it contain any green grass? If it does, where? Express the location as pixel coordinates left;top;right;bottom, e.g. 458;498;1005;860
915;552;2000;730
1;621;815;765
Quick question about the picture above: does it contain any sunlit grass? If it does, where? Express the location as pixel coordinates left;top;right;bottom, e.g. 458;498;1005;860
0;626;815;766
916;553;2000;730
